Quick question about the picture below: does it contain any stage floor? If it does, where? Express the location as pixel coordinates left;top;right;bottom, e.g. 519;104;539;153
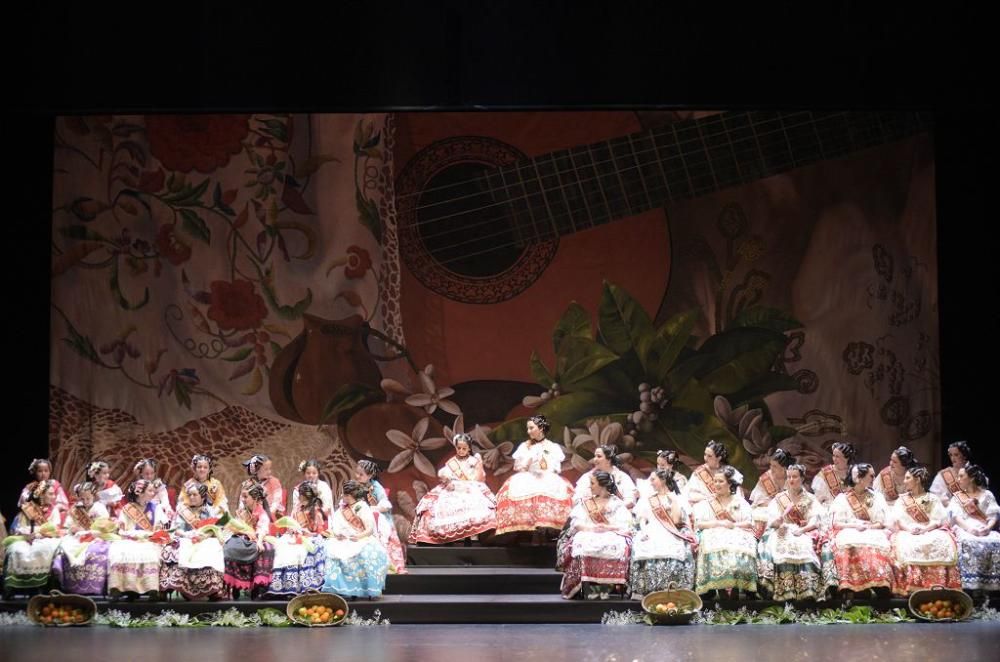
1;622;997;662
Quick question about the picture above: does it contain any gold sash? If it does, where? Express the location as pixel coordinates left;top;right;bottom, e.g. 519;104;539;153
123;502;154;531
821;465;844;493
879;469;898;501
901;494;931;524
584;497;610;525
941;468;961;495
775;492;806;526
845;491;871;521
709;497;735;522
70;506;92;531
954;490;988;524
447;457;471;481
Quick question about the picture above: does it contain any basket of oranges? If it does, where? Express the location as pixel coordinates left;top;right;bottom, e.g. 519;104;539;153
640;586;703;625
909;585;973;622
286;590;349;627
27;590;96;626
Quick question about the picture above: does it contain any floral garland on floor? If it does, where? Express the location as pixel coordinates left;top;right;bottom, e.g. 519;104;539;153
601;603;1000;626
0;607;389;628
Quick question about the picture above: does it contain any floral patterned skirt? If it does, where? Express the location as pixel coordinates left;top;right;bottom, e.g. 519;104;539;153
107;540;162;595
560;553;631;599
159;540;227;600
629;557;695;598
322;537;388;598
408;481;497;544
495;473;573;535
3;538;61;591
694;548;758;594
266;537;326;597
52;539;109;596
222;536;275;592
955;531;1000;590
828;540;893;592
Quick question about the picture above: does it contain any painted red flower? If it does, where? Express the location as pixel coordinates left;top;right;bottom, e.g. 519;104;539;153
207;279;268;331
345;245;372;279
156;225;192;265
146;115;251;174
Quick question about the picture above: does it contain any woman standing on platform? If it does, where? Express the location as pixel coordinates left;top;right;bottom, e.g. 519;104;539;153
757;464;835;601
629;469;696;597
132;459;175;520
108;479;170;598
409;433;497;545
266;481;328;597
637;450;687;498
931;441;973;506
875;446;918;506
947;463;1000;591
572;445;638;508
323;480;389;599
52;481;111;596
18;459;69;511
692;467;758;596
827;463;893;595
290;460;334;520
749;448;795;539
3;480;66;597
495;415;574;539
811;442;855;506
222;482;274;599
159;482;227;601
558;470;632;599
685;440;743;505
241;454;285;520
353;459;408;573
182;454;229;513
86;460;124;518
889;466;960;595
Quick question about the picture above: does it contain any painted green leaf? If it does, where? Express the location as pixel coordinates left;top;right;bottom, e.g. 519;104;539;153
555;337;619;388
254;264;312;320
529;351;554;389
261;119;289;143
552;302;592;355
356;189;382;243
729;306;803;332
646;308;701;383
694;327;788;394
110;259;150;310
597;281;654;356
179;208;211;244
221;347;253;362
163;178;210;206
317;383;382;427
61;319;100;364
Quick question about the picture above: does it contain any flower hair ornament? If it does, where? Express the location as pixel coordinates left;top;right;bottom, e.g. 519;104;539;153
453;433;473;447
86;461;107;480
28;459;51;475
31;480;53;501
243;454;268;475
131;479;150;496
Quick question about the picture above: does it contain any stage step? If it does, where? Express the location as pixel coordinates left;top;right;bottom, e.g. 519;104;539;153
406;545;556;567
385;567;561;594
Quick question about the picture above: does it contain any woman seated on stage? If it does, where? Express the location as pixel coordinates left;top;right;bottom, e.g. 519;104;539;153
749;448;795;539
18;458;69;511
222;483;274;599
685;440;743;505
266;481;328;597
875;445;918;506
159;481;227;601
757;464;835;601
182;454;229;513
889;465;960;595
692;466;758;597
495;415;574;541
637;450;687;498
322;480;389;599
630;469;696;597
826;463;893;596
353;459;408;573
811;441;855;506
573;444;638;509
409;433;497;545
109;479;170;598
132;458;175;520
52;481;111;596
947;463;1000;592
3;479;66;598
290;460;334;520
931;441;973;506
558;470;632;600
241;454;285;521
86;460;124;518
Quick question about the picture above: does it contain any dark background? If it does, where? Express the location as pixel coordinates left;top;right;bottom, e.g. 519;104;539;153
3;2;995;521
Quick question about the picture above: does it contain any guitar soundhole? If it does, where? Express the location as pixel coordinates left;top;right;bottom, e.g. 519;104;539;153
396;136;558;304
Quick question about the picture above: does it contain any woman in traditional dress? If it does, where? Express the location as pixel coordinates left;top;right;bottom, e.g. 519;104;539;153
52;481;111;595
749;448;796;539
86;460;124;518
353;459;408;574
684;440;744;505
637;450;687;499
182;454;228;513
132;458;175;520
572;444;638;509
495;415;574;540
108;479;170;598
241;454;285;520
18;459;69;511
409;433;497;545
827;463;893;595
947;463;1000;592
757;464;835;601
3;479;65;597
930;441;973;506
629;469;696;597
889;465;960;595
222;482;274;599
159;481;227;600
266;481;327;597
290;459;334;519
692;466;758;596
322;480;389;599
811;441;855;506
874;445;918;507
558;470;632;599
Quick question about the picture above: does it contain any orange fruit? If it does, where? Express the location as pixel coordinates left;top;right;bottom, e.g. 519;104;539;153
335;609;345;617
665;602;676;610
321;613;331;623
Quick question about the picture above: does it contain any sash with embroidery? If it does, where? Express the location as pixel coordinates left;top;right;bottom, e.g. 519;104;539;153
70;505;92;531
940;468;962;495
694;465;715;492
177;505;200;530
21;502;45;526
295;508;326;534
584;497;610;526
775;492;808;527
341;505;367;533
845;491;871;521
879;470;899;501
708;497;735;522
821;465;844;494
759;471;780;498
902;494;931;524
123;502;154;531
447;457;471;481
650;495;697;544
954;490;988;524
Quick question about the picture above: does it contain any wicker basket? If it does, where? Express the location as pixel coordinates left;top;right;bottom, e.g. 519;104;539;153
641;587;703;625
27;590;96;627
908;585;973;622
286;590;350;627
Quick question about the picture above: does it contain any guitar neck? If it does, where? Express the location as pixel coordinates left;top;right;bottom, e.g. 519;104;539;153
484;110;932;243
